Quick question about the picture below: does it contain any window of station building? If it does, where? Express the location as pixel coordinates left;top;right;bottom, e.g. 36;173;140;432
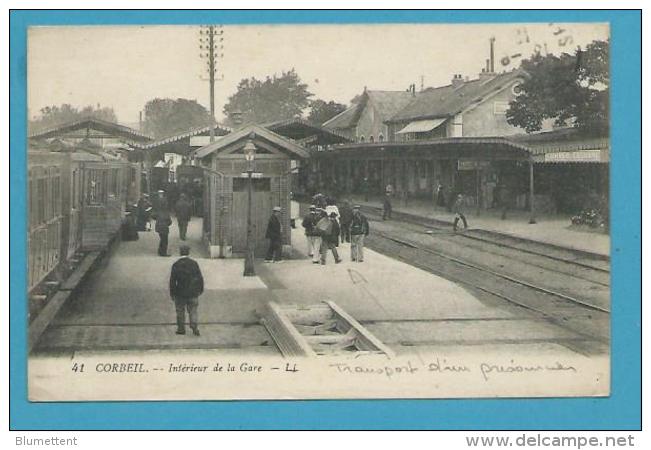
359;135;365;143
379;134;385;142
369;136;375;143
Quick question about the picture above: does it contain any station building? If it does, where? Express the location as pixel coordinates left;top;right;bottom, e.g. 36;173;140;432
320;69;609;216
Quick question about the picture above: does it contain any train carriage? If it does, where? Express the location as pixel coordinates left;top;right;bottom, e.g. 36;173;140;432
28;144;140;299
28;151;66;294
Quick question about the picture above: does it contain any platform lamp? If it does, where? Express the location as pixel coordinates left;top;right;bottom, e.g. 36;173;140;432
243;138;256;276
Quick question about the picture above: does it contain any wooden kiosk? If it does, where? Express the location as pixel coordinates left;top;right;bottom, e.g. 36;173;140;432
194;125;309;258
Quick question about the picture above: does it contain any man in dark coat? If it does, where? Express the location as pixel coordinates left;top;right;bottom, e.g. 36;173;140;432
382;193;393;220
175;193;193;241
301;205;319;258
452;194;469;231
350;205;370;262
154;200;172;256
339;200;353;243
136;193;152;231
264;206;283;263
169;245;204;336
320;212;342;265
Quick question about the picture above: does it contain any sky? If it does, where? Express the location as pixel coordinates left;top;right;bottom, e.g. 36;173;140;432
27;23;609;126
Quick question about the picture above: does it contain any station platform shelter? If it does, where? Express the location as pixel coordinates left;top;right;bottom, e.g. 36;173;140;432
310;129;609;218
193;125;310;258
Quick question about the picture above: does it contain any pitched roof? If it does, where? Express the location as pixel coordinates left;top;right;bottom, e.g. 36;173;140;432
366;90;416;121
322;104;358;130
387;70;525;123
323;90;416;130
193;124;310;160
29;117;153;142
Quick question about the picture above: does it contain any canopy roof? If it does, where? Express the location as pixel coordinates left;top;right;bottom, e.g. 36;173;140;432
29;117;152;143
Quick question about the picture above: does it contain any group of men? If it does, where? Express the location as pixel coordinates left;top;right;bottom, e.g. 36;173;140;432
301;200;370;265
138;190;194;257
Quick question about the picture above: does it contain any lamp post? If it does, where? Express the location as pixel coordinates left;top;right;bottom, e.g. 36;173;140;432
243;139;256;276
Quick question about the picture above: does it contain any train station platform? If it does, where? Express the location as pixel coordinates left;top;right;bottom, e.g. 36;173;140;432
32;214;591;361
348;195;610;258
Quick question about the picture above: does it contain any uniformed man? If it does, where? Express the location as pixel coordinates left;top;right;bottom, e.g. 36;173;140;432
264;206;283;263
154;199;172;257
169;245;204;336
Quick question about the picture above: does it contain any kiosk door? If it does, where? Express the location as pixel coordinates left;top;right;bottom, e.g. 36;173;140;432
232;177;272;255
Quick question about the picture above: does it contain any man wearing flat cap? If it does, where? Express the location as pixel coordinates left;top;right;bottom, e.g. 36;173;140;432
350;205;370;262
169;245;204;336
264;206;284;263
301;205;319;259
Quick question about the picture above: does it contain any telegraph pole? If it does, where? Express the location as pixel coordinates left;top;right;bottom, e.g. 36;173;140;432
199;25;224;144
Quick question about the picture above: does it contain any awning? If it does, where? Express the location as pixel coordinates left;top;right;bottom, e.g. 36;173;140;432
526;139;610;164
396;118;447;134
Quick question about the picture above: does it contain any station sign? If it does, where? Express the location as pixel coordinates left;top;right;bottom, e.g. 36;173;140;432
457;159;492;170
543;150;602;163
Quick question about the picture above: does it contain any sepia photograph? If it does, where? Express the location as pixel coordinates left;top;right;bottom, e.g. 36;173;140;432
24;20;612;401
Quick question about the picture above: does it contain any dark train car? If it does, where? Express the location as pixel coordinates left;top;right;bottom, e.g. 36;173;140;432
79;152;138;249
28;145;140;294
28;150;66;294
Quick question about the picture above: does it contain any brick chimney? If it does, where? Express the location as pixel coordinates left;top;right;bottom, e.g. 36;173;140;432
451;74;464;88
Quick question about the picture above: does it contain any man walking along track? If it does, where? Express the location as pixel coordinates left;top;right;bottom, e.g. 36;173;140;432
169;245;204;336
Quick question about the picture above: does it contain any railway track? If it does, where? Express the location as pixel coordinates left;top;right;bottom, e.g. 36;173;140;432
361;204;610;275
364;230;609;355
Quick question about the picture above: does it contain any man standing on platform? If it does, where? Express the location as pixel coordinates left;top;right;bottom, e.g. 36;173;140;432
301;205;318;257
350;205;369;262
382;192;393;220
169;245;204;336
264;206;284;263
154;200;172;257
452;194;469;232
339;200;353;243
320;212;342;265
175;193;192;241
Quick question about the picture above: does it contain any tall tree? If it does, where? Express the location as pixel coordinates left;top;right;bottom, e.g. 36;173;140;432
223;69;313;124
307;99;347;125
506;40;609;135
29;104;118;134
142;98;212;139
